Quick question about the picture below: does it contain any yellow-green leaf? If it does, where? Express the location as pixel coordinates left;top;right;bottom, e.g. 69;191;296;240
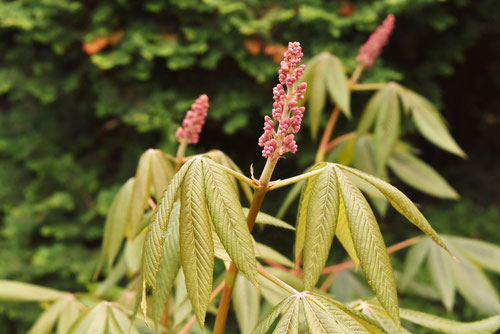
428;244;455;311
308;53;328;140
335;194;360;269
334;166;399;324
325;54;351;118
400;237;431;291
179;158;214;328
203;158;258;286
27;298;67;334
150;149;175;199
274;297;299;334
303;166;339;290
243;208;295;231
252;296;294;334
0;281;67;302
233;275;260;334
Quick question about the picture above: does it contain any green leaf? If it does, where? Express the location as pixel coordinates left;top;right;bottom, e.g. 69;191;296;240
357;88;385;136
252;296;294;334
150;149;175;199
295;164;325;261
179;158;214;328
447;236;500;274
243;208;295;231
68;302;109;334
152;202;181;327
256;242;295;268
428;243;455;311
233;275;260;334
274;298;299;334
0;281;67;302
328;269;373;303
96;178;134;276
308;53;328;140
303;166;339;290
276;179;304;219
107;304;140;334
309;293;385;333
124;229;146;274
27;298;67;334
400;238;431;291
399;88;466;158
142;158;193;288
127;150;154;239
355;299;408;334
337;164;451;256
57;297;84;334
202;158;258;286
448;241;500;315
388;149;459;199
325;54;351;118
335;195;360;269
373;85;400;174
334;166;399;324
303;296;348;333
400;308;500;334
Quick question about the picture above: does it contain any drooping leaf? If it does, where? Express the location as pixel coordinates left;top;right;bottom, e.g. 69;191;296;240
324;54;351;118
243;208;295;231
399;87;466;158
256;242;294;268
428;243;455;311
179;158;214;328
373;84;400;174
124;228;146;274
150;149;175;199
202;158;258;286
295;163;325;261
0;280;67;302
357;88;386;136
96;177;134;276
388;149;459;199
127;150;153;239
142;158;193;288
252;296;294;334
337;164;451;256
399;237;431;291
68;302;109;334
274;297;299;334
152;202;181;327
233;275;260;334
400;308;500;334
303;166;339;290
334;165;399;324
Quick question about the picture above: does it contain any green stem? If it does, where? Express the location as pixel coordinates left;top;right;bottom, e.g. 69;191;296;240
217;163;258;188
175;138;189;171
269;164;328;190
258;266;299;295
213;156;277;334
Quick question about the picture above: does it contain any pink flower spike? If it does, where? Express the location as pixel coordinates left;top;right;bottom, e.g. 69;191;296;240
176;94;209;144
356;14;395;68
258;42;307;158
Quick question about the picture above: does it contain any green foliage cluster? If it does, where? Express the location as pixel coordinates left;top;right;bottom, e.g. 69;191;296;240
1;0;499;331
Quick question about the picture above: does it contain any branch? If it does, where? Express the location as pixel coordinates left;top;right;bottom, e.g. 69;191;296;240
268;165;328;190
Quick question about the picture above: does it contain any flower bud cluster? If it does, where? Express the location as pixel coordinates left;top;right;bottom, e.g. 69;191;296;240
259;42;307;159
176;94;209;144
356;14;395;68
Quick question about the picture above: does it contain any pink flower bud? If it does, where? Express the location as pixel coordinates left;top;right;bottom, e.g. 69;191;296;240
356;14;395;68
176;94;209;144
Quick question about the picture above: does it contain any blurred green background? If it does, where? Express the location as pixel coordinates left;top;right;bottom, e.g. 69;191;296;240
1;0;499;332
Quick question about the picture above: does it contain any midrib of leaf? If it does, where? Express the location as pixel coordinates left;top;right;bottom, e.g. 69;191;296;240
334;166;399;325
274;298;299;334
203;158;258;285
303;166;339;290
180;160;214;327
335;194;360;268
252;296;294;334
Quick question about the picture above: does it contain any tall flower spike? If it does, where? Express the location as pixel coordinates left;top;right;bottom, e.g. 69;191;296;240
259;42;307;158
356;14;395;68
176;94;209;144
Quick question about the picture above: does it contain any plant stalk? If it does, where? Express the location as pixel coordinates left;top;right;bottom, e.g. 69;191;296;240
257;266;299;295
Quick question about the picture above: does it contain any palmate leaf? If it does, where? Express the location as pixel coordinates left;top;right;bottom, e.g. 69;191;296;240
128;149;175;240
57;297;85;334
400;308;500;334
276;178;304;220
142;158;194;288
399;237;431;291
252;296;294;334
96;177;134;276
448;236;500;274
152;202;181;327
388;148;459;199
202;158;258;286
352;299;408;334
334;165;399;324
179;158;214;328
337;164;451;256
303;166;339;290
27;297;67;334
398;86;466;158
233;275;260;334
274;298;300;334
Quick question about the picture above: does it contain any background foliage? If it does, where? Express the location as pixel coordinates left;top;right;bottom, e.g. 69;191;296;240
1;0;499;332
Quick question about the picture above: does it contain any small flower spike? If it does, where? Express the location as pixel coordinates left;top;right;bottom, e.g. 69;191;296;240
176;94;209;144
356;14;395;68
259;42;307;158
